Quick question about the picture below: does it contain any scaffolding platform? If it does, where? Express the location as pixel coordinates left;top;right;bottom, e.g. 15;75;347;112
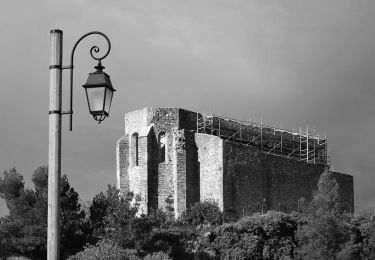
196;113;329;165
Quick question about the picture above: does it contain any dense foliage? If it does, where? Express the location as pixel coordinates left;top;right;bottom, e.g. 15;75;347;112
0;167;87;259
179;201;224;226
1;167;374;260
67;239;139;260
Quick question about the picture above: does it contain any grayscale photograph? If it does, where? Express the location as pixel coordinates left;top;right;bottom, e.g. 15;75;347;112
0;1;374;259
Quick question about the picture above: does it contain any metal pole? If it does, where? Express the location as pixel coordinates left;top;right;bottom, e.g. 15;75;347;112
299;127;301;159
306;125;309;162
280;131;283;155
325;134;328;165
313;130;316;164
260;117;263;151
48;29;63;260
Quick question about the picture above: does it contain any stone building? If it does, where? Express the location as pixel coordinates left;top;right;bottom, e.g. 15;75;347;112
116;107;354;217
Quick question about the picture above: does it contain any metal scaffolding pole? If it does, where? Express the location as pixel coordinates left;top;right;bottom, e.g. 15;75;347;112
306;125;309;163
299;127;302;160
260;117;263;151
281;131;283;155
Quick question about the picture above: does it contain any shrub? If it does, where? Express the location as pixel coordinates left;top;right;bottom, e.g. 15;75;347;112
180;201;224;226
141;225;195;259
143;251;171;260
193;211;298;260
67;239;139;260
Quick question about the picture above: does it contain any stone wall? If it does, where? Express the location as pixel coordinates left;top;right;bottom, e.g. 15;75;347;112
185;131;200;207
172;129;187;217
147;127;159;211
332;171;354;213
150;108;179;213
129;130;150;214
119;107;185;215
116;134;129;190
195;133;224;210
124;107;151;136
263;153;325;212
222;140;353;215
117;107;354;218
179;109;199;131
222;141;264;214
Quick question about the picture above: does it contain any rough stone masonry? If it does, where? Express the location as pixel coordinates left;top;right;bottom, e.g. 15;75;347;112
116;107;354;218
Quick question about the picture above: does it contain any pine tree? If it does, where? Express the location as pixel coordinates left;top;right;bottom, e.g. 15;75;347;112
0;166;88;259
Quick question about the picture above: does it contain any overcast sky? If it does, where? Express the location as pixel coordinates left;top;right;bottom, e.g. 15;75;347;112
1;0;375;215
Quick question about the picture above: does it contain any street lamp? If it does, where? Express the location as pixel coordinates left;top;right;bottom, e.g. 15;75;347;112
83;61;115;122
48;29;114;260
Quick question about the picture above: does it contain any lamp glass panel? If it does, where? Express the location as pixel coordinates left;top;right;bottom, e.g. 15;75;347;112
104;87;114;113
86;87;105;112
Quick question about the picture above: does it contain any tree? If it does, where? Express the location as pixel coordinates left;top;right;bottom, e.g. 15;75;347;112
0;166;87;259
336;214;375;260
0;167;45;259
89;187;179;258
296;170;350;259
311;169;344;216
0;167;25;215
89;186;139;248
89;190;110;240
59;175;88;258
89;186;138;244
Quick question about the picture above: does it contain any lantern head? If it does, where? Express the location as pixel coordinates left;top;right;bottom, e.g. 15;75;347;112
82;61;115;122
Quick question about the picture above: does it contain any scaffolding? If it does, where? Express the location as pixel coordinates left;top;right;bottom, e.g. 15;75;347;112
196;113;329;165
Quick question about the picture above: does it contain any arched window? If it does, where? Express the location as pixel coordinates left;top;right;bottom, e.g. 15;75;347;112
158;132;166;163
131;133;139;166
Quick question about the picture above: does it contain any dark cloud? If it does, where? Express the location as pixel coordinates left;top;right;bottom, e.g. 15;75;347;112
1;0;375;214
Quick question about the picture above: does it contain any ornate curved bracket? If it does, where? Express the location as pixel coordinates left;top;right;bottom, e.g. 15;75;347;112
71;31;111;65
64;31;111;131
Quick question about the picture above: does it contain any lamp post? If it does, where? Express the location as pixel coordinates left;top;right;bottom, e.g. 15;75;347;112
48;29;115;260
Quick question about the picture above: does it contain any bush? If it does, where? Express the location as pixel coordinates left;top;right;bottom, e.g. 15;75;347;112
132;210;167;251
141;225;196;259
67;239;139;260
143;251;171;260
191;211;298;259
180;201;224;226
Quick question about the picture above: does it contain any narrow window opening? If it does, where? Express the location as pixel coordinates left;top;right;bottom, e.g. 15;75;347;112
131;133;139;166
158;132;166;163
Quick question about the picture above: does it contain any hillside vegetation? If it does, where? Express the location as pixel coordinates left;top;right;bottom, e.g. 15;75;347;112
0;167;374;260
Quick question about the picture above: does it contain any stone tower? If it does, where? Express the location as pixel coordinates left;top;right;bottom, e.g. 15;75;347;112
116;107;354;217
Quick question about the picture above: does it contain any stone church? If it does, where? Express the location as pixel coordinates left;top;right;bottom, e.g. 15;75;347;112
116;107;354;217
